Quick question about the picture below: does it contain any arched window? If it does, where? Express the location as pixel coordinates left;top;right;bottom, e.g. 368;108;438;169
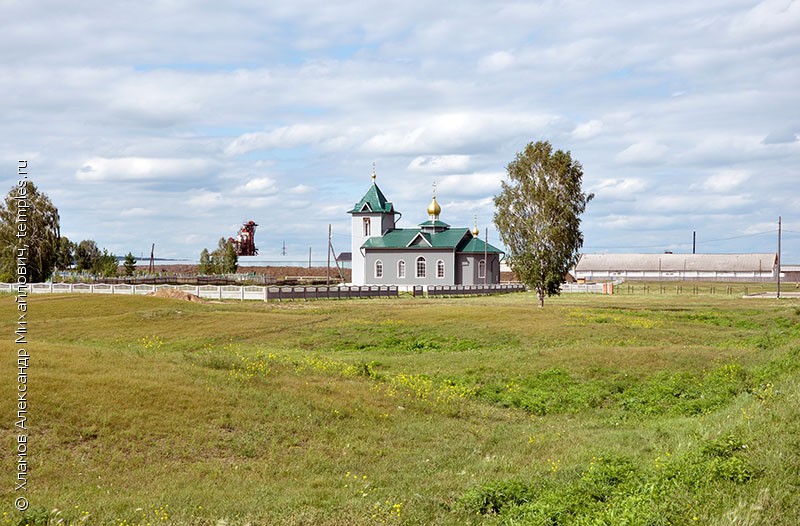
363;218;371;237
375;260;383;278
416;256;426;278
397;260;406;278
436;259;445;278
478;259;486;278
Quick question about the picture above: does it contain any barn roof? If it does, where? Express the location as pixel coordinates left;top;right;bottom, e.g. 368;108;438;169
575;253;777;272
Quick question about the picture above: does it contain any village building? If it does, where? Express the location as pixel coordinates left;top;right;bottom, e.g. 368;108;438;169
574;253;778;281
349;172;503;286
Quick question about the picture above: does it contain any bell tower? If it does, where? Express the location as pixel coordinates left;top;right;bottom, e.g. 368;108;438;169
348;165;398;285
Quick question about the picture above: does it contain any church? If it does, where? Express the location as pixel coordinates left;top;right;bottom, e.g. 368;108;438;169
349;171;503;287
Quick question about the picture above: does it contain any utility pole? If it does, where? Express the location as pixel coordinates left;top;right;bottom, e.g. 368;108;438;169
692;231;696;254
308;246;312;269
327;224;331;285
777;216;782;299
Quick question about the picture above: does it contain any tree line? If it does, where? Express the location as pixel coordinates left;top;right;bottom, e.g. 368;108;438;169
0;181;238;282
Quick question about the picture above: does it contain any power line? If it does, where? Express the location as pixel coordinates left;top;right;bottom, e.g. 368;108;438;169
698;230;776;243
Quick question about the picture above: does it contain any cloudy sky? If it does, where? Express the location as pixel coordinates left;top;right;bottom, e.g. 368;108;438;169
3;0;799;263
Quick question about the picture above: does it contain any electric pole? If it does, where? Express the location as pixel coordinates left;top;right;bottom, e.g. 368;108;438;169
777;216;782;299
327;224;331;285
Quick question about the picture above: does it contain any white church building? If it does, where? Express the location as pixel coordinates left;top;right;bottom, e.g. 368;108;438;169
349;172;503;287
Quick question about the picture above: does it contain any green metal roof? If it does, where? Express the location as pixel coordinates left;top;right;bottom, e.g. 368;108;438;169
349;183;395;214
362;227;503;254
418;219;451;228
458;236;503;254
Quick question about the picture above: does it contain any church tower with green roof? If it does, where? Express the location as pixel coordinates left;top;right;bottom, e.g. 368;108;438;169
348;166;398;285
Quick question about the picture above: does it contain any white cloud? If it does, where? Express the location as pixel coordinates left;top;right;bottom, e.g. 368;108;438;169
119;207;151;217
288;184;315;195
641;194;751;213
728;0;800;40
188;190;224;209
361;111;555;155
615;141;669;165
408;155;470;173
763;126;799;144
75;157;211;182
699;170;750;192
225;125;335;155
237;177;277;194
571;120;603;140
478;51;515;72
592;178;648;197
437;172;504;197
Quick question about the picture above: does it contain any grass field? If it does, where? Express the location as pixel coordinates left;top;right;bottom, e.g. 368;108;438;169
2;289;799;525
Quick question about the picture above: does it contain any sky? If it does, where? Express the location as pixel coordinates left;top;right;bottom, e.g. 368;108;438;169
2;0;799;264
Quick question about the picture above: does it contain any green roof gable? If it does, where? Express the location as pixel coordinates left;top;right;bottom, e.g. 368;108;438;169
349;183;395;214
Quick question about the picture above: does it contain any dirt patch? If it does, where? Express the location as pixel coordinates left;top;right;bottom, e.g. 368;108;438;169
148;288;206;303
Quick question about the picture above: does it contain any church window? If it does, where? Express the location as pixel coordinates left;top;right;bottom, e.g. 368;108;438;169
375;260;383;278
363;218;371;236
436;259;445;279
416;256;426;278
478;259;486;278
398;260;406;278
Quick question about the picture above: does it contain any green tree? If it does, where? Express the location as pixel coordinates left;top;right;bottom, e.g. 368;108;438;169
494;141;593;307
0;181;60;282
200;238;238;275
55;236;76;271
75;239;100;272
222;238;239;274
123;252;137;276
198;248;214;274
92;249;118;277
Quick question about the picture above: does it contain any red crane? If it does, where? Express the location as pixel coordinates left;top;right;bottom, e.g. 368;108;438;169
228;220;258;256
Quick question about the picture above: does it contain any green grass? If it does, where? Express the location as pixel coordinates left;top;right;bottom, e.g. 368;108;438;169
1;291;799;525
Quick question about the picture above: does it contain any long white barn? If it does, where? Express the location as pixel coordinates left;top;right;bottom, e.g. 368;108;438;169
574;253;777;281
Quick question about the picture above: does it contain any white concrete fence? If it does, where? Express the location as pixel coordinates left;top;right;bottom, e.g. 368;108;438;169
2;279;620;300
2;282;270;300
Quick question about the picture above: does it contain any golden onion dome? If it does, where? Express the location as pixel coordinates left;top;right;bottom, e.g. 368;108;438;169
472;226;480;237
427;196;441;216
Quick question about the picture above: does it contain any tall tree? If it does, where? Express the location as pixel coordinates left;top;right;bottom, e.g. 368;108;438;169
93;249;119;277
75;239;100;272
222;238;239;274
0;181;60;282
494;141;593;307
55;236;76;271
123;252;137;276
199;239;238;275
198;248;213;274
